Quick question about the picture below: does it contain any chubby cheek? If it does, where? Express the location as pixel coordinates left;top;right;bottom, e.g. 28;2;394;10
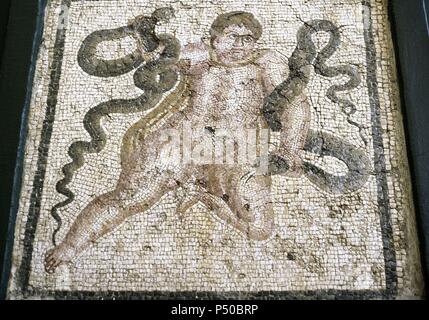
214;37;235;52
242;42;255;52
234;45;255;59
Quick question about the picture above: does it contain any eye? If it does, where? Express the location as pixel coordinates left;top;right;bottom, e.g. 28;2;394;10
243;35;254;43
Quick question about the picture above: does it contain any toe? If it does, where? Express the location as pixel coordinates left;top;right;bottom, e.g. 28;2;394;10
45;248;54;259
44;249;59;273
45;253;56;265
45;258;61;274
52;259;62;270
45;261;55;273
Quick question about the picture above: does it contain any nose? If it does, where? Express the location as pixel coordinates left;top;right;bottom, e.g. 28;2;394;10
234;37;245;47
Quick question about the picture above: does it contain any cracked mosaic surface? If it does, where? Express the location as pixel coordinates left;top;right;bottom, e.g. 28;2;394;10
2;0;424;299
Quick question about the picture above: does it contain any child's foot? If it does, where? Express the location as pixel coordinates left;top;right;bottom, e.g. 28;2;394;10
44;243;76;273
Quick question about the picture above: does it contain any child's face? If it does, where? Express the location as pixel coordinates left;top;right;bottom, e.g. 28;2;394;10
212;24;256;64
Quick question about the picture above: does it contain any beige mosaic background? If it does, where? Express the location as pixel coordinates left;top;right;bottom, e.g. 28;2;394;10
5;0;424;298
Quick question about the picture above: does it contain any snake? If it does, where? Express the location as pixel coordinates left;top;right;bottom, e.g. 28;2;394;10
50;8;181;245
263;19;370;193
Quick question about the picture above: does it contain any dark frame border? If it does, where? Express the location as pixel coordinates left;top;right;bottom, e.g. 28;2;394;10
390;0;429;294
2;0;424;299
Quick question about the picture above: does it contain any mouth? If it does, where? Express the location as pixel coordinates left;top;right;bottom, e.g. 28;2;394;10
230;49;245;56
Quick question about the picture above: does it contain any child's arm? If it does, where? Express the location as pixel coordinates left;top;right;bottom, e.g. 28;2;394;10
258;50;310;176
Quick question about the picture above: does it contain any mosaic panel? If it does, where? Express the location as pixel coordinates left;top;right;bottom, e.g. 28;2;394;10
2;0;424;299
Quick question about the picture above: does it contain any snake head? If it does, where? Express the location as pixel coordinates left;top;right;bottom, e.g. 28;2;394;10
128;7;175;33
152;7;175;24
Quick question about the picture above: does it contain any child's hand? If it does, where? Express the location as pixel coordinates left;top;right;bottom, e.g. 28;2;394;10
286;155;304;177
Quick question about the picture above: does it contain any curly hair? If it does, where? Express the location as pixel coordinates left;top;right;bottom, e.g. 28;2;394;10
209;11;263;42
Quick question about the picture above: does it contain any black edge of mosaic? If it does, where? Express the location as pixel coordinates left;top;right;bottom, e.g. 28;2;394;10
2;0;422;299
362;0;397;295
390;0;429;294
